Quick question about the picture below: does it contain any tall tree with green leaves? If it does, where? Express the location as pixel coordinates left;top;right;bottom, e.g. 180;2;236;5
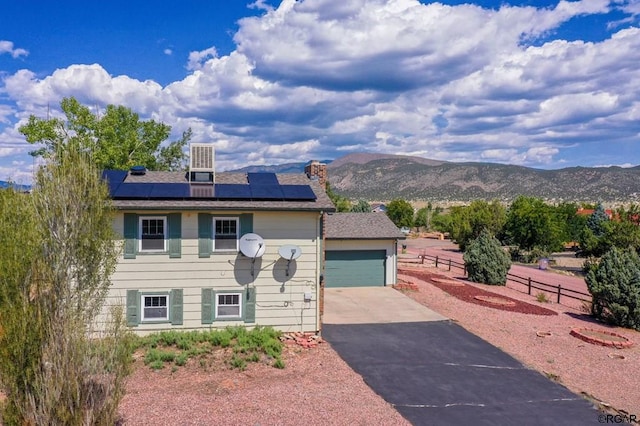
386;199;414;228
350;199;372;213
325;182;351;212
0;147;133;424
445;200;506;251
503;196;564;253
20;97;190;171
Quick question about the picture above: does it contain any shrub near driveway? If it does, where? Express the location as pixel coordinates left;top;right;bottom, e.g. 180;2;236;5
463;229;511;285
585;247;640;330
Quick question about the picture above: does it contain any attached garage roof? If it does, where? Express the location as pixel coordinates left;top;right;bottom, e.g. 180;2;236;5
325;212;406;240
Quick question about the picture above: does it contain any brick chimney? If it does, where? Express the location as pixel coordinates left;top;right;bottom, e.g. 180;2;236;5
304;160;327;187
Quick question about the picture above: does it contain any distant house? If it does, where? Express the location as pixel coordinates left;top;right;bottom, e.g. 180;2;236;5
103;144;335;335
371;203;387;213
324;212;405;288
576;207;613;219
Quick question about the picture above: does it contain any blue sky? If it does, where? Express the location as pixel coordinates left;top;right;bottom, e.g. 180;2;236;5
1;0;639;183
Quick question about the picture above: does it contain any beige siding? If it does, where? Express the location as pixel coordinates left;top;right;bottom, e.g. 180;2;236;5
325;239;398;285
107;210;321;335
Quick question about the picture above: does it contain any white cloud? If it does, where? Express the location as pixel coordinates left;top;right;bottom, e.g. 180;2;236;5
164;48;173;55
3;64;164;115
1;0;639;173
187;46;218;71
0;40;28;58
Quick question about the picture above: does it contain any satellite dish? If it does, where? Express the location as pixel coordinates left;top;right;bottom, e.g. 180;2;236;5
278;244;302;260
239;233;266;258
278;244;302;276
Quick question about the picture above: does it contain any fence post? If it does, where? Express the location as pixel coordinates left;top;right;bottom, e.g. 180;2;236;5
435;256;439;268
448;259;451;271
557;285;561;304
463;264;466;275
527;277;531;295
421;255;425;265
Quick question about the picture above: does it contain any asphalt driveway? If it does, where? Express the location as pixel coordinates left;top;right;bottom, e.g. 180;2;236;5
322;289;600;425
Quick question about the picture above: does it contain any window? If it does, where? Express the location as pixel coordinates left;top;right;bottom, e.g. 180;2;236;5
140;216;166;252
213;217;239;251
216;293;241;319
142;294;168;321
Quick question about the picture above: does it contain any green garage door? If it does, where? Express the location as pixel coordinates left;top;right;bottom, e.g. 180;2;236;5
325;250;386;288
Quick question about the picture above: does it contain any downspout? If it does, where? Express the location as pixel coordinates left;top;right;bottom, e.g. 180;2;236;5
317;211;324;334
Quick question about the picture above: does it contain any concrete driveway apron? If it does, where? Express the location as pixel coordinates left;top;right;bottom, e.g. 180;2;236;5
322;288;600;426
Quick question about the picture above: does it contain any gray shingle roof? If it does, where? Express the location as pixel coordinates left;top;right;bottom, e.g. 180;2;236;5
324;213;405;240
110;171;335;212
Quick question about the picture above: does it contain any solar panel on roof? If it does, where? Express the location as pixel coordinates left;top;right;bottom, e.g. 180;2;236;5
247;172;279;185
215;184;252;199
149;183;190;199
113;183;153;199
250;184;284;200
281;185;316;201
101;170;127;197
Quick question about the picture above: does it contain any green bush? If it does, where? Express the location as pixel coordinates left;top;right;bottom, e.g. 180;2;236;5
463;229;511;285
585;247;640;330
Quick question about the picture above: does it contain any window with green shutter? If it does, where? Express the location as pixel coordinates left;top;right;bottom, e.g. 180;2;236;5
126;289;183;326
198;213;253;256
201;287;256;323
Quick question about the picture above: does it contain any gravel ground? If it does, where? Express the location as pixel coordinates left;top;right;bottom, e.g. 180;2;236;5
119;343;410;425
116;254;639;424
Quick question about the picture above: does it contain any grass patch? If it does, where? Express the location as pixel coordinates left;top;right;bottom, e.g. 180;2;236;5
135;326;284;370
536;292;550;303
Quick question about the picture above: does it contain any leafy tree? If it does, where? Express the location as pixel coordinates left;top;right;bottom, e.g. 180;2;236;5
430;206;450;232
0;147;133;424
325;182;351;212
585;247;640;330
445;200;506;251
20;97;189;171
414;207;429;230
350;199;372;213
579;204;640;257
386;199;414;228
463;229;511;285
503;196;564;253
553;202;586;246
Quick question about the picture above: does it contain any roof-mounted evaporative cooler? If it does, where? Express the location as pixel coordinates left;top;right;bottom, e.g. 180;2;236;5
189;143;215;197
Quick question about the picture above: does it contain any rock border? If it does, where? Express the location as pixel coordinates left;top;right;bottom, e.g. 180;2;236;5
569;328;633;349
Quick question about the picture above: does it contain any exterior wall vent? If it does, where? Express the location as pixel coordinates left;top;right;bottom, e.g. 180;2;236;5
189;143;215;184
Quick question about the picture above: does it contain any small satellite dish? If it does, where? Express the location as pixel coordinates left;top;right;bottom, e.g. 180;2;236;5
239;233;266;258
278;244;302;276
278;244;302;260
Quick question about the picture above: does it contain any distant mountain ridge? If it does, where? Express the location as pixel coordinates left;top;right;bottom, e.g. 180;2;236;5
0;181;30;191
229;160;333;174
230;153;640;202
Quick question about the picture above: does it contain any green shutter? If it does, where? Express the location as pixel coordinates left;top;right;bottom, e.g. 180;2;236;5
171;289;183;325
168;213;182;258
123;213;138;259
201;288;213;324
244;287;256;323
198;213;212;258
239;213;253;236
126;289;140;326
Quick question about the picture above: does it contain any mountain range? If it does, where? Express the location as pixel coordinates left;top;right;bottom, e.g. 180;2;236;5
231;153;640;203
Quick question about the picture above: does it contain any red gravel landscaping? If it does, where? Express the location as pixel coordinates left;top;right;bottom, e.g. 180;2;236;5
400;268;558;316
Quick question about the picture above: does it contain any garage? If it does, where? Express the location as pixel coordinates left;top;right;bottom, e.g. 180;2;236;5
323;213;405;288
325;250;387;287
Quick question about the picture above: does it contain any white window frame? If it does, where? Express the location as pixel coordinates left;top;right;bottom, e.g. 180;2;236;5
212;217;239;252
141;294;169;322
139;216;167;253
215;292;242;319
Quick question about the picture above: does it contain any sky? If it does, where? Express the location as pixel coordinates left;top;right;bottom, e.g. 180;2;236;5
1;0;639;184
